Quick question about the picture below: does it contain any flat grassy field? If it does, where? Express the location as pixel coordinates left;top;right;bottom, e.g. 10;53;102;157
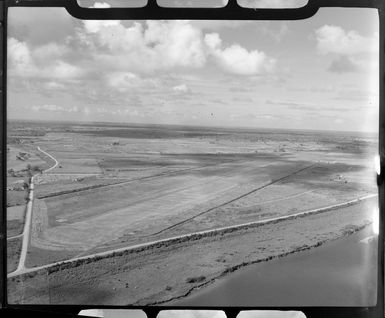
6;120;378;304
7;237;22;273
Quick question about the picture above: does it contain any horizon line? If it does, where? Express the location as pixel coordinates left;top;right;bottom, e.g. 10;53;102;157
7;117;379;135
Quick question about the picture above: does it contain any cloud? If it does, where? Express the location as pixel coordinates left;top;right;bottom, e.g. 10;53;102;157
105;72;160;92
106;72;139;91
31;104;80;113
266;99;352;112
265;99;311;108
8;37;83;79
210;99;227;104
229;86;253;93
43;81;66;90
145;21;207;68
233;96;254;102
74;19;275;76
172;84;190;93
9;17;276;94
83;19;120;33
315;25;378;76
205;33;275;75
333;88;377;102
287;85;336;93
8;37;33;73
315;25;378;55
328;55;359;73
79;20;207;73
260;23;289;42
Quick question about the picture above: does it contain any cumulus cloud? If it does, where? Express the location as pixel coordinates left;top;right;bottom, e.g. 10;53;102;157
105;72;160;93
204;33;276;75
172;84;190;93
328;55;359;73
78;20;207;73
315;25;378;55
83;20;120;33
315;25;378;76
43;81;66;90
75;19;275;76
8;37;83;79
8;37;33;73
31;104;79;113
9;17;276;86
145;20;207;68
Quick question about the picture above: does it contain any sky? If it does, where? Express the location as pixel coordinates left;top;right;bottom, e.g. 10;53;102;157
7;4;379;132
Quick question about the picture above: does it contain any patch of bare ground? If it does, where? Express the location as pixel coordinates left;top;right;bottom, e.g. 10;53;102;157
7;199;374;305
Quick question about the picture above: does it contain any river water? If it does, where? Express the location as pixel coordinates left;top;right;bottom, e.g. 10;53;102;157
174;226;378;307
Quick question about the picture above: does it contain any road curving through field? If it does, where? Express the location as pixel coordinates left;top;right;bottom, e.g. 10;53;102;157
8;146;59;276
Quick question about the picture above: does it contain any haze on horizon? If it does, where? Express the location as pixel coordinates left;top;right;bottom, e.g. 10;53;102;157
7;5;379;133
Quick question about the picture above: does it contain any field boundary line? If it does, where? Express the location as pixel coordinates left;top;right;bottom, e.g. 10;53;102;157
36;157;264;199
7;233;23;240
149;163;318;236
7;193;377;278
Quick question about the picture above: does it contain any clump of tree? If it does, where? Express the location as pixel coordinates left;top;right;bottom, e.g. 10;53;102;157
186;276;206;283
26;164;43;175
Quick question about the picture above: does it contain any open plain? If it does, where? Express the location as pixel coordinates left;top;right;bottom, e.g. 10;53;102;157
6;120;378;305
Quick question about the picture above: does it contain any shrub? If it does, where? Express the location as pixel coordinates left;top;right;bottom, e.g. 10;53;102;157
186;275;206;283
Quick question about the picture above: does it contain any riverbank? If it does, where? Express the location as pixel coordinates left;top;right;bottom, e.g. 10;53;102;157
8;197;376;305
172;224;377;307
